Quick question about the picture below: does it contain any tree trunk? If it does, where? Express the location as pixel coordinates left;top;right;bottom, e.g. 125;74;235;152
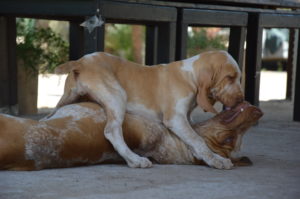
17;59;38;115
131;25;144;64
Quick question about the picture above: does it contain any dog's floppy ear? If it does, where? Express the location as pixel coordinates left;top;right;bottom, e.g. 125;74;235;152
197;67;217;114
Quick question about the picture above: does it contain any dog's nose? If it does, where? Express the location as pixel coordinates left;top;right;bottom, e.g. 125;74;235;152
253;108;263;118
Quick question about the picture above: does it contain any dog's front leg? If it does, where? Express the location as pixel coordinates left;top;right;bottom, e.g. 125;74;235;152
164;114;233;169
90;81;152;168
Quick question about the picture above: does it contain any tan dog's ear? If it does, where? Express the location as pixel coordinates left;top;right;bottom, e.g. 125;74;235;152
197;87;217;113
197;68;218;114
55;61;78;74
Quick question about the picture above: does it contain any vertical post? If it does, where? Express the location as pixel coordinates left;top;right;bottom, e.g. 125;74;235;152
145;25;158;65
0;17;9;108
176;9;188;60
157;22;176;64
7;17;17;109
96;25;105;52
245;13;262;106
228;27;246;71
0;17;17;113
286;29;295;100
293;28;300;121
69;21;84;60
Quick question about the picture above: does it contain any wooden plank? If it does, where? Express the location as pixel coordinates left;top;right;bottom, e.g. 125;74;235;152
228;27;246;70
145;26;158;65
182;9;248;26
260;13;300;28
293;29;300;121
0;0;95;18
190;0;300;8
157;22;176;64
99;0;177;23
245;13;262;106
117;0;300;11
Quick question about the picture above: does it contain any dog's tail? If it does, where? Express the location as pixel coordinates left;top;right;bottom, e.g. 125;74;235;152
55;61;78;74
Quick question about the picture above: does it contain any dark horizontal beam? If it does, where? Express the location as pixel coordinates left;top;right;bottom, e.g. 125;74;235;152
182;9;248;26
100;1;177;22
117;0;300;13
260;13;300;28
0;0;96;18
194;0;300;8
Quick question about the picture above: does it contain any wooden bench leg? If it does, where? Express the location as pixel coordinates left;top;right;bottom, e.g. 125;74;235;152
245;13;262;107
145;25;158;65
228;26;246;71
0;16;17;114
157;22;176;64
293;29;300;122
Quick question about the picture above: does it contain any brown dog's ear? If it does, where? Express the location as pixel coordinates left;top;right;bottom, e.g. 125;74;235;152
197;69;217;113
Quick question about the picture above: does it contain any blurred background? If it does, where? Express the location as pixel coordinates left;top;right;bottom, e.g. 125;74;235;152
15;18;290;113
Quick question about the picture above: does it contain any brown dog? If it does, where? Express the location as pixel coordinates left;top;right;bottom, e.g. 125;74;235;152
54;51;244;169
0;101;262;171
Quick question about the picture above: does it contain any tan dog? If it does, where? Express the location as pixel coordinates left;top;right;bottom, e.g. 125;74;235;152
0;101;262;171
54;51;244;169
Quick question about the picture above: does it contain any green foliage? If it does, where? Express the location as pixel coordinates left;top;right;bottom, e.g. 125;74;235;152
105;24;134;61
16;18;69;75
187;28;227;57
105;24;133;61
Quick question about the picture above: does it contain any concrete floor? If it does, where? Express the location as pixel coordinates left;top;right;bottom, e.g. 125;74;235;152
1;100;300;199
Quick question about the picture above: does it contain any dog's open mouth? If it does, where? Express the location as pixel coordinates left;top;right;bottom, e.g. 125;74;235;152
221;102;251;124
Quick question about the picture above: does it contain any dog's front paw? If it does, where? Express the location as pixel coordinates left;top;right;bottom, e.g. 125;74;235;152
127;156;152;168
204;153;233;170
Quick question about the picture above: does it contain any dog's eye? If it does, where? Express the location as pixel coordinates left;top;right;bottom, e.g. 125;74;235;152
227;75;235;81
223;136;234;145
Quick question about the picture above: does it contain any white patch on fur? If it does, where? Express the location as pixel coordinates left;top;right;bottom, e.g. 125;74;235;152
24;118;121;169
174;93;194;114
181;54;200;72
43;104;106;123
126;103;159;121
25;104;108;169
25;105;107;169
165;94;206;153
83;52;99;59
24;120;83;169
